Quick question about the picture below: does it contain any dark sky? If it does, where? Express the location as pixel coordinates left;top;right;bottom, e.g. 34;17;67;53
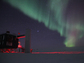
0;0;65;49
0;1;84;63
1;0;84;50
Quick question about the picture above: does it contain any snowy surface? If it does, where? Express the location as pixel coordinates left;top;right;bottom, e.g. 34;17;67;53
0;53;84;63
0;46;84;63
32;46;84;52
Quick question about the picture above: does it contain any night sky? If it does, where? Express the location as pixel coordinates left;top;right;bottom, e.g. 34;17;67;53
0;0;65;50
0;0;84;50
1;1;84;63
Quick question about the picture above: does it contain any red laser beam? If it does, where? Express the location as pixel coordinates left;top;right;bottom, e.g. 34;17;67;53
1;51;84;54
32;51;84;54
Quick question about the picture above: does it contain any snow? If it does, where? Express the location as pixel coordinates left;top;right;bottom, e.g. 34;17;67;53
0;53;84;63
0;46;84;63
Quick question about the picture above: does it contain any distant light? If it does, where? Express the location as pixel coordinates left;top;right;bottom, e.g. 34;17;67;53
30;49;33;53
18;45;22;48
32;51;84;54
37;30;39;32
18;33;20;35
18;41;22;48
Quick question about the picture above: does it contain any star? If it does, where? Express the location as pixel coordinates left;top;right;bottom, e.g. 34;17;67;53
37;30;39;32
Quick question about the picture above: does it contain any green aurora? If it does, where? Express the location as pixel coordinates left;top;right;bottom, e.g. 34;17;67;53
3;0;84;47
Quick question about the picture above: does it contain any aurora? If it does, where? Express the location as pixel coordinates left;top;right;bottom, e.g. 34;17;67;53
3;0;84;47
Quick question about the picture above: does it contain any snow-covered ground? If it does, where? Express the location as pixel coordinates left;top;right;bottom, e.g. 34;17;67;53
0;46;84;63
0;53;84;63
32;46;84;52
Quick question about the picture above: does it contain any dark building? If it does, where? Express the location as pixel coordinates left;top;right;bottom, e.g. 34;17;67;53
0;32;18;49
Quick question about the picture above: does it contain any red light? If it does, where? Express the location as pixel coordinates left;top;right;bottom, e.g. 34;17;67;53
18;41;22;48
18;33;20;35
32;51;84;54
17;36;25;39
18;45;22;48
30;49;33;53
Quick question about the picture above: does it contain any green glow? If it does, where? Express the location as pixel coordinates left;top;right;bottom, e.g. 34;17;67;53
64;36;76;47
3;0;84;47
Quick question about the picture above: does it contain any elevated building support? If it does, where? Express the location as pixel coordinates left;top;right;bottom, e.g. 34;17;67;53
25;29;31;53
